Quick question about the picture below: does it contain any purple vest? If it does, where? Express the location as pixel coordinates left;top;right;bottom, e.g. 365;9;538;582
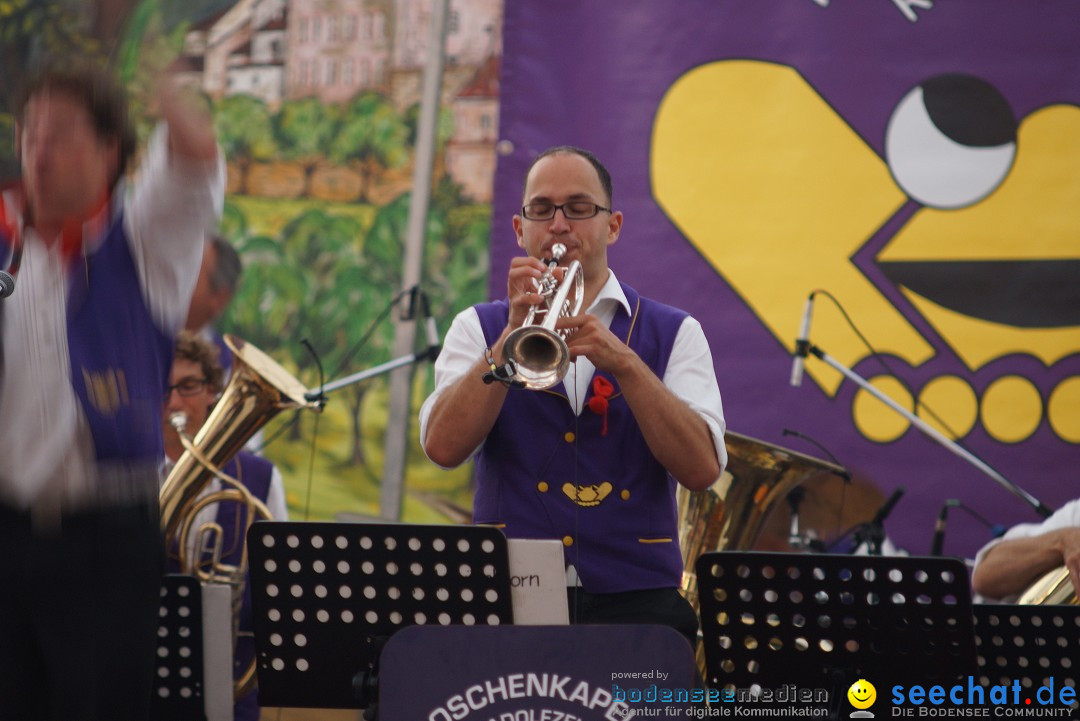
474;282;688;593
0;215;173;466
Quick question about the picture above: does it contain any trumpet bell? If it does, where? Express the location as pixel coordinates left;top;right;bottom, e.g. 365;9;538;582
502;249;583;391
502;325;571;390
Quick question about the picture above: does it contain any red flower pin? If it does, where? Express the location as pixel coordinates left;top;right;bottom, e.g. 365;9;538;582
586;376;615;436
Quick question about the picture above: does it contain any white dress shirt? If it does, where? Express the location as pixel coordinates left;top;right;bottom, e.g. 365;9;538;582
0;125;225;510
419;269;727;472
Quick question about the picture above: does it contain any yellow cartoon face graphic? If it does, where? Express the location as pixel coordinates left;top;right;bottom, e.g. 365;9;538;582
652;60;1080;445
847;679;877;709
562;481;613;507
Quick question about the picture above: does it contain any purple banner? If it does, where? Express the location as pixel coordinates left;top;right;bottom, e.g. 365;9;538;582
493;1;1080;558
379;625;700;720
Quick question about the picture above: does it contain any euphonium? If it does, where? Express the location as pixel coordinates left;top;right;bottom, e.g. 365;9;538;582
677;432;848;613
502;242;585;390
160;335;319;698
676;432;847;673
1018;567;1078;605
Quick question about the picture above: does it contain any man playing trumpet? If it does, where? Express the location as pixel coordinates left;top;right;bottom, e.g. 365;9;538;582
420;146;726;644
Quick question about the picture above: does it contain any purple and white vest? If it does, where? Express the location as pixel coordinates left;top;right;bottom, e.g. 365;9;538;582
474;282;688;593
0;215;174;467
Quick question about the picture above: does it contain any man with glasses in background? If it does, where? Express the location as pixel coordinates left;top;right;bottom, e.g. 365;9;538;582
420;146;726;645
162;330;287;721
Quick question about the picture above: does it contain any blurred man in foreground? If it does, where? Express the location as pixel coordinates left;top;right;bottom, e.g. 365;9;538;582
0;63;223;720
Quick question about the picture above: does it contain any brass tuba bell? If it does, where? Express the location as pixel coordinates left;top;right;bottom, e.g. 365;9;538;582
677;432;849;616
676;432;848;673
160;334;320;698
502;243;585;390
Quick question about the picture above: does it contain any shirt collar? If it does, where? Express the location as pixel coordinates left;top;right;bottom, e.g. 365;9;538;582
587;269;631;317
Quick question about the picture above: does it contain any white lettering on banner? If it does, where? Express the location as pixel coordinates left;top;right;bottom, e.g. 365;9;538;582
428;674;633;721
809;0;934;23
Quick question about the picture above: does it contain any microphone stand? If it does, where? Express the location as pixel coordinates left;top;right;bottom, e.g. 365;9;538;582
804;344;1053;519
304;287;441;406
824;487;905;556
305;346;439;405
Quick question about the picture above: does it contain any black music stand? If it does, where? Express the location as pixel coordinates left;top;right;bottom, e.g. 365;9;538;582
247;521;514;714
973;604;1080;702
152;574;207;721
697;552;978;718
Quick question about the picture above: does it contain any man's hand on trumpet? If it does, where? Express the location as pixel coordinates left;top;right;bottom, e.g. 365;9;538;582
557;313;636;376
505;255;570;330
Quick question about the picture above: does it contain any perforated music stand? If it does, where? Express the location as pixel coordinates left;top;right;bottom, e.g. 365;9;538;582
152;574;206;721
697;552;978;715
247;521;514;710
973;604;1080;698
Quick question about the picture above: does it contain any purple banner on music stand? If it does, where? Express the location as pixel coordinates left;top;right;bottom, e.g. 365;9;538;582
379;624;700;720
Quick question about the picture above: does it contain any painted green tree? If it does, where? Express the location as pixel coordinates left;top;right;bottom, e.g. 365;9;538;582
214;94;277;194
275;97;340;197
328;92;410;201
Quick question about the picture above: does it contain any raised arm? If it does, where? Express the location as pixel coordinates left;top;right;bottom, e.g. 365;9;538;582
156;76;218;163
126;75;225;333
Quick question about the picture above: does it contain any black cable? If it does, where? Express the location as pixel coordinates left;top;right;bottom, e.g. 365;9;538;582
947;499;1006;537
780;428;852;481
252;287;412;453
810;289;1046;515
330;286;413;379
812;289;964;441
781;427;853;543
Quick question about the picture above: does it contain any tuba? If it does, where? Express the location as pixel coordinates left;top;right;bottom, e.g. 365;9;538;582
1018;567;1078;605
502;243;585;390
677;432;848;613
160;335;319;698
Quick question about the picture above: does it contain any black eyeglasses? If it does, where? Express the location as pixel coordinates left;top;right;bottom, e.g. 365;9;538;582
163;377;209;400
521;201;611;221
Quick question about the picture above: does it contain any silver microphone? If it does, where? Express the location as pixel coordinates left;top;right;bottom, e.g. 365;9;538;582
0;270;14;299
789;292;816;387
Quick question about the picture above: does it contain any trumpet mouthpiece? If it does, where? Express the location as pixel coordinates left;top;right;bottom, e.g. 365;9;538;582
169;412;188;433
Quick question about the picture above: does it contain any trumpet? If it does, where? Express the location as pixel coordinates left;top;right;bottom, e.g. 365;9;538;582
502;243;585;390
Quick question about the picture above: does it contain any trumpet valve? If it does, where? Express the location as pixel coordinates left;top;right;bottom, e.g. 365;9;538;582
169;412;189;433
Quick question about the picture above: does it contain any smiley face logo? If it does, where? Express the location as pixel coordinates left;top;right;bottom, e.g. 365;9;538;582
848;679;877;710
